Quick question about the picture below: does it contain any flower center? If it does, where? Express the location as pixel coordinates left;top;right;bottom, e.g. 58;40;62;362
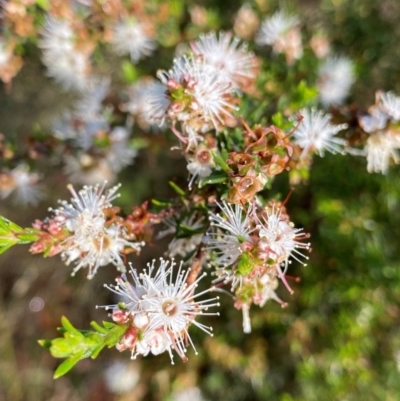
162;299;178;316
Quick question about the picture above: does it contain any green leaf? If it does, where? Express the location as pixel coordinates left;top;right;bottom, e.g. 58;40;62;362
169;181;186;196
40;317;130;378
0;216;23;233
199;171;228;186
212;151;230;173
151;198;174;207
54;353;85;379
61;316;83;337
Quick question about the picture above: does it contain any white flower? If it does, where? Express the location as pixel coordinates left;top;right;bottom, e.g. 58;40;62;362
377;91;400;121
53;113;110;149
0;164;43;206
39;16;75;56
102;259;219;363
256;11;299;46
74;76;110;119
52;183;144;278
256;11;302;63
53;182;120;226
187;145;215;189
365;132;400;174
256;206;310;271
190;31;257;88
207;202;254;267
106;126;137;173
172;387;209;401
44;49;90;91
293;108;348;157
157;55;237;131
358;106;388;134
111;18;156;62
103;361;139;395
39;15;91;91
318;55;355;106
122;78;169;129
63;154;116;185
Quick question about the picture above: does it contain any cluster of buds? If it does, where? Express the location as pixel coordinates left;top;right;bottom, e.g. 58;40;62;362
226;122;292;203
206;201;310;333
29;182;147;278
99;259;219;363
358;91;400;174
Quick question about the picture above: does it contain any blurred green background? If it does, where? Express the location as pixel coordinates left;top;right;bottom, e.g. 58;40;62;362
2;0;400;400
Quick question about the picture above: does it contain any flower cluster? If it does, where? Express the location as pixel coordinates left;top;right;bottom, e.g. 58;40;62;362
30;183;146;278
359;91;400;173
148;31;258;188
100;259;219;363
206;201;310;333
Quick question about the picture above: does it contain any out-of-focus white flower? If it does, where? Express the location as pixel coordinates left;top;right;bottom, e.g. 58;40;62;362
377;91;400;121
292;108;348;157
172;387;209;401
44;49;90;91
39;16;75;56
318;55;355;107
103;361;140;394
0;164;43;206
233;3;260;40
54;113;110;149
52;183;144;278
256;11;299;45
101;259;219;363
74;76;110;120
106;126;137;173
207;202;254;267
111;18;156;62
365;131;400;174
190;31;258;89
122;78;168;130
63;154;116;185
256;10;302;64
39;15;91;91
358;107;388;134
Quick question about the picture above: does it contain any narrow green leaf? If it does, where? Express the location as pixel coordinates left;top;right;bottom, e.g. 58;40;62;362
90;321;108;334
61;316;83;337
151;198;174;207
0;216;23;233
212;151;230;173
54;353;84;379
169;181;186;196
199;171;228;186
